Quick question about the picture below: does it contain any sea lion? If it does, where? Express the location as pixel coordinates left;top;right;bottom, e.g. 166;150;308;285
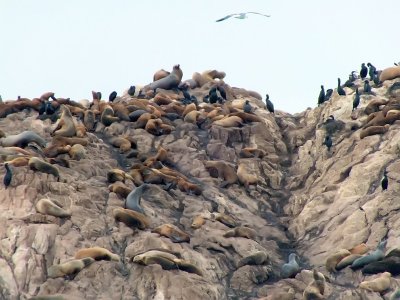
35;198;71;217
109;91;117;102
325;249;351;272
229;111;262;123
108;136;131;153
145;118;164;136
3;162;12;188
52;136;88;147
52;105;76;137
359;272;391;292
100;104;119;126
359;124;389;139
74;121;87;138
239;147;266;158
379;65;400;82
336;254;363;270
47;257;94;278
29;157;60;180
0;131;47;148
281;253;300;278
191;215;205;229
364;99;389;115
213;115;243;128
109;181;132;198
152;223;190;243
74;246;120;262
176;178;202;195
43;144;71;158
83;110;96;131
351;240;387;269
303;269;326;300
107;169;133;183
124;183;149;214
237;251;268;268
129;109;148;122
223;226;257;240
30;294;81;300
40;92;56;101
153;69;170;81
205;160;238;188
212;212;238;228
143;64;183;92
172;259;203;276
113;207;150;230
133;250;178;269
69;144;86;160
5;156;30;167
237;163;258;189
259;288;295;300
390;289;400;300
362;256;400;275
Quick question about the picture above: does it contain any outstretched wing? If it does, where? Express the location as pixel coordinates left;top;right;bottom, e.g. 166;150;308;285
246;11;271;18
215;14;236;22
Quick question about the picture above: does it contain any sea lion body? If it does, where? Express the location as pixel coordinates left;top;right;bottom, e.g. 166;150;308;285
152;223;190;243
29;157;60;180
239;147;266;158
0;131;47;148
100;105;119;126
113;207;150;229
237;251;268;268
213;116;243;128
69;144;86;160
83;110;96;131
223;226;257;240
35;198;71;217
191;215;205;229
281;253;300;278
303;269;326;300
360;124;389;139
47;257;94;278
359;272;391;292
109;181;132;198
144;65;183;91
380;66;400;82
351;240;387;269
52;105;76;137
124;183;149;214
362;256;400;275
74;247;120;262
349;243;369;255
325;249;351;272
153;69;170;81
44;144;71;158
205;160;238;188
336;254;363;270
237;163;258;189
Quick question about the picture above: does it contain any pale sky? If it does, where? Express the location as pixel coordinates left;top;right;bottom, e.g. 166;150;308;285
1;0;399;113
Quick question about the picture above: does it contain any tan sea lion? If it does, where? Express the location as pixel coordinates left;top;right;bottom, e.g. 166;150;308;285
359;272;391;292
325;249;351;272
223;226;257;240
237;251;268;268
153;69;170;81
303;269;326;300
69;144;86;160
74;247;120;262
43;144;71;158
47;257;94;278
52;105;76;137
213;115;243;128
204;160;238;188
107;169;133;183
52;136;88;147
359;124;389;139
113;207;150;229
239;147;266;158
364;99;389;115
237;163;258;189
109;181;132;198
152;223;190;243
191;215;205;229
212;212;237;228
380;66;400;82
336;254;363;270
35;198;71;218
5;156;30;167
29;157;60;180
143;64;183;92
349;243;369;255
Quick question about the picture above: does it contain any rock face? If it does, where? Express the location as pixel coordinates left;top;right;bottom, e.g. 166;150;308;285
1;70;400;300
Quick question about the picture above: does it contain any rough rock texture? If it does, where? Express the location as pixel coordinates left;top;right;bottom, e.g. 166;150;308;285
1;70;400;300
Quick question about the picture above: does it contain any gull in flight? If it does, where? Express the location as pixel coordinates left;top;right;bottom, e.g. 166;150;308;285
216;12;271;22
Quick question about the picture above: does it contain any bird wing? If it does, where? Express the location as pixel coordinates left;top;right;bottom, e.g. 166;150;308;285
215;14;236;22
246;11;271;17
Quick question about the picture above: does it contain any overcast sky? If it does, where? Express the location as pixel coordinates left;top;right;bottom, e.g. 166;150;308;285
1;0;399;113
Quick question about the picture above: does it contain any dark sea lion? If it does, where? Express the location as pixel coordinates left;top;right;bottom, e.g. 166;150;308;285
124;183;149;214
362;256;400;275
128;109;148;122
359;124;389;139
29;157;60;180
281;253;300;278
351;240;387;269
0;131;47;148
143;65;183;92
3;162;12;188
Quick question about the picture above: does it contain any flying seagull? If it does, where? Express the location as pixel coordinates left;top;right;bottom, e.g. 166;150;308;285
216;12;271;22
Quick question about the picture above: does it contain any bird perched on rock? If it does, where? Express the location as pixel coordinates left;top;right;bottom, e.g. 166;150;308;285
372;73;381;86
353;88;360;111
360;63;368;79
209;87;220;104
281;253;300;278
367;62;377;80
364;80;372;94
318;85;325;106
323;135;332;151
325;89;333;101
217;86;227;101
3;163;12;188
337;78;346;96
109;91;117;102
323;115;345;135
344;71;357;87
243;100;252;113
128;86;136;96
381;170;388;191
216;12;270;22
265;94;274;113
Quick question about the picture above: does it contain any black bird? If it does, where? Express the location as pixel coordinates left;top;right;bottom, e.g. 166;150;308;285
97;91;102;100
364;80;372;94
372;73;381;86
3;163;12;188
325;89;333;101
265;94;274;113
109;91;117;102
367;63;377;80
323;135;332;151
38;101;47;115
217;86;227;100
381;170;388;191
45;101;55;115
209;87;220;104
203;95;210;103
318;85;325;106
128;86;136;96
360;63;368;79
353;88;360;111
337;78;346;96
243;100;252;113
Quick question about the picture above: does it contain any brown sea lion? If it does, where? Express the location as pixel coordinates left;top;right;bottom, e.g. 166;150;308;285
35;198;71;217
100;104;119;126
5;156;31;167
237;163;258;189
325;249;351;273
152;223;190;243
143;64;183;92
359;272;391;292
349;243;369;255
74;247;120;262
229;111;262;123
176;178;202;195
47;257;94;278
239;147;266;158
153;69;170;81
44;144;71;158
107;169;133;183
69;144;86;160
134;113;157;129
380;66;400;82
83;110;96;131
108;136;131;153
191;215;206;229
29;157;60;180
113;207;150;230
364;99;389;115
213;115;243;128
52;105;76;137
182;103;197;117
52;136;88;147
205;160;238;188
303;269;326;300
145;118;164;135
111;103;130;121
237;251;268;268
40;92;56;101
212;212;238;228
108;181;132;198
223;226;257;240
359;124;389;139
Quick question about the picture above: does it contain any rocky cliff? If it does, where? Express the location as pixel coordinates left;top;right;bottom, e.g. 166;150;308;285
1;66;400;300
